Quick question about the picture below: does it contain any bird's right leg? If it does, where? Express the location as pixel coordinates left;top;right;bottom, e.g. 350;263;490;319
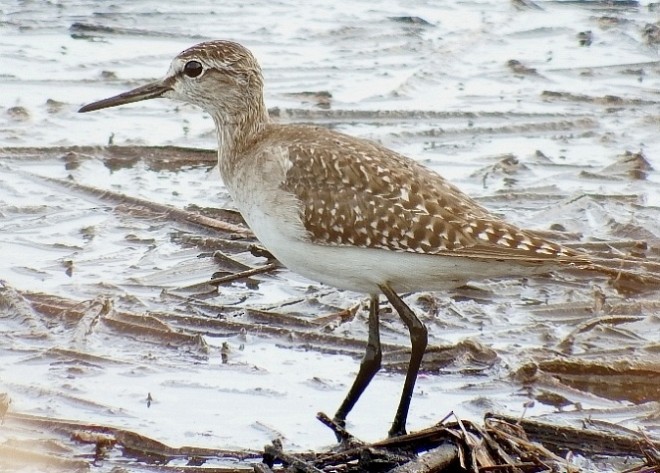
333;294;382;434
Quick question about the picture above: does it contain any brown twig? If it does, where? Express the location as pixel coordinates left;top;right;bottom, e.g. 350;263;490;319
208;263;279;286
264;439;324;473
315;411;358;445
387;442;458;473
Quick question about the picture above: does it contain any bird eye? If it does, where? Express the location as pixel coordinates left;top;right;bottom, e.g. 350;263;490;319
183;60;203;78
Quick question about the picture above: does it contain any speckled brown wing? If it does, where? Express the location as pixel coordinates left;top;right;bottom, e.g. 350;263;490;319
280;125;579;263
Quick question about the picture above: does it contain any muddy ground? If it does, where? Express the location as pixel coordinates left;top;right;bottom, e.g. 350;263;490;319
1;1;659;472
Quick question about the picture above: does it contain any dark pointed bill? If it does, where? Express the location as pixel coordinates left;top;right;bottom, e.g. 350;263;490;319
78;80;171;113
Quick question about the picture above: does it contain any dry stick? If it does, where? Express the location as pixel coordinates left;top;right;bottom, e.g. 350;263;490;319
368;420;460;451
316;412;358;445
173;262;279;291
638;430;660;471
314;416;458;472
308;436;413;468
31;172;253;236
473;421;519;467
473;426;513;472
264;440;324;473
387;442;458;473
485;416;566;466
208;263;279;286
453;414;479;473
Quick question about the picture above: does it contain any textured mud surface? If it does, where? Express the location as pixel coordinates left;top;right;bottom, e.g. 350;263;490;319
1;1;659;472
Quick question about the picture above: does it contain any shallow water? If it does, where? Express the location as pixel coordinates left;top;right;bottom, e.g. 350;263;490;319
1;1;659;471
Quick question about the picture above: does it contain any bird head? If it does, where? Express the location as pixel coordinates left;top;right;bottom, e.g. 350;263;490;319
79;40;265;124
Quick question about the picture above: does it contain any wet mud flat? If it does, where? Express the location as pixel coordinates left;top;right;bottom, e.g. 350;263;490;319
2;0;660;472
1;142;659;472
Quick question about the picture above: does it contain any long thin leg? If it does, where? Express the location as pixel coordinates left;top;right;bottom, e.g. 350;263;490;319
379;283;428;438
333;294;382;431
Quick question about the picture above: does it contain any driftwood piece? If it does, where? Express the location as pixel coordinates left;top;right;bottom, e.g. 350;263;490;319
387;442;458;473
260;411;658;472
317;411;658;472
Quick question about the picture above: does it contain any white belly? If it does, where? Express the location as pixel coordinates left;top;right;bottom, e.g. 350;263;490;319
241;204;541;294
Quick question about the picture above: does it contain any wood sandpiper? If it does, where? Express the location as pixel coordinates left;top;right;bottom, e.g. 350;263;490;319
79;40;657;438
